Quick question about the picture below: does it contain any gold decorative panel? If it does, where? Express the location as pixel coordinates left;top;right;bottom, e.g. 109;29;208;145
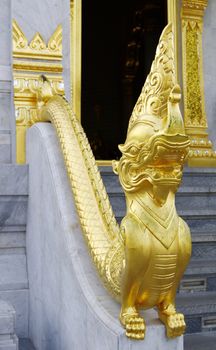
70;0;82;119
12;20;64;164
181;0;216;166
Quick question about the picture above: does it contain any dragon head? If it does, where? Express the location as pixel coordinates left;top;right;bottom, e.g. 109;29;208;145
113;24;190;196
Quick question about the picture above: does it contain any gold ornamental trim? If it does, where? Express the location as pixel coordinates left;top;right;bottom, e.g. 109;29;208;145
182;0;208;17
13;20;62;60
181;0;216;166
70;0;82;119
13;60;63;73
167;0;179;80
12;20;64;164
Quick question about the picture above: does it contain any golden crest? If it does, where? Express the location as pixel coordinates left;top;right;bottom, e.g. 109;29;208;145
128;23;175;132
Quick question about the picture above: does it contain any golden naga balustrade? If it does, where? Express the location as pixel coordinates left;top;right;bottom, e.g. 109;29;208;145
26;23;192;341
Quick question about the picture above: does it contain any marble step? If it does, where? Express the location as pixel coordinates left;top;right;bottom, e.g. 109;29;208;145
0;336;18;350
106;192;216;216
0;165;28;197
176;291;216;334
0;164;28;254
0;228;26;256
184;259;216;276
0;164;29;338
182;168;216;188
177;291;216;315
184;331;216;350
113;208;216;232
0;255;28;338
0;255;28;291
99;166;216;192
0;300;18;350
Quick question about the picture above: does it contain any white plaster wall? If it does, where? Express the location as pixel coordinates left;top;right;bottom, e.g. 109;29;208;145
26;122;183;350
203;0;216;149
11;0;71;100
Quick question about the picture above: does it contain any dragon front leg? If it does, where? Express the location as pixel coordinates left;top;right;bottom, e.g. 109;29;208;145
157;218;191;338
119;215;151;339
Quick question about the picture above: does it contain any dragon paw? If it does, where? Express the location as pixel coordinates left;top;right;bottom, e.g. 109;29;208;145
120;309;145;340
159;311;186;338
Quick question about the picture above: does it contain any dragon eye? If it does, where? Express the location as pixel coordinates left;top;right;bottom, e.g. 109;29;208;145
129;146;138;155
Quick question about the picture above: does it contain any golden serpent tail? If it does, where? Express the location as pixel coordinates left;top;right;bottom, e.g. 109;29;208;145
38;94;124;298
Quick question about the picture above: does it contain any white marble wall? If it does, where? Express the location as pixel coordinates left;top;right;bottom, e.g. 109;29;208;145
12;0;71;100
26;122;183;350
203;0;216;149
0;0;14;162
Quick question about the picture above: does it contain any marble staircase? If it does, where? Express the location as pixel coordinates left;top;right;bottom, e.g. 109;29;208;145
100;166;216;344
0;164;29;342
0;300;18;350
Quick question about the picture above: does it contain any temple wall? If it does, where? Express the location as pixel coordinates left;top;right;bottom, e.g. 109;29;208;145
0;0;71;163
203;0;216;149
11;0;71;100
0;0;14;162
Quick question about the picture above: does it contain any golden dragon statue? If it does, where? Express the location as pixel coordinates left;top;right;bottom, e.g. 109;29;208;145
33;23;191;340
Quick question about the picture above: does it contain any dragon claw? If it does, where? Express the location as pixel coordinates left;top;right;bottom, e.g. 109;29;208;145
120;311;145;340
159;311;186;338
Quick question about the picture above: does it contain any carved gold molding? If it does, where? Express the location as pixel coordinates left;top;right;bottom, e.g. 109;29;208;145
70;0;82;119
13;20;62;60
181;0;216;166
167;0;179;80
12;20;64;164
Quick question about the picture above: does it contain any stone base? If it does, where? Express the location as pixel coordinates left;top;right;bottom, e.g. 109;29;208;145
26;123;183;350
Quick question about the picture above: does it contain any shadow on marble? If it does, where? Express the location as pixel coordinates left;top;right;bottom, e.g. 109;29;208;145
19;338;36;350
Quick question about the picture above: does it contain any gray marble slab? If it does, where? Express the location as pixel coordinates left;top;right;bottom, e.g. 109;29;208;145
0;195;28;227
203;0;216;149
0;290;28;338
0;254;28;291
0;300;18;349
0;300;15;334
0;1;11;66
0;165;28;196
0;1;13;163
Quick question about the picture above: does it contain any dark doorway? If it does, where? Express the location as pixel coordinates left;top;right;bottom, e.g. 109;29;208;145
81;0;167;160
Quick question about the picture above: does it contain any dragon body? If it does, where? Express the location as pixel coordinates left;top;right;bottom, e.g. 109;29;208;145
34;23;191;340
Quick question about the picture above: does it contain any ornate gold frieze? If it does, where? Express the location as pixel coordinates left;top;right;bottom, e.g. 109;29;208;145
181;0;216;166
12;20;64;164
13;20;62;60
